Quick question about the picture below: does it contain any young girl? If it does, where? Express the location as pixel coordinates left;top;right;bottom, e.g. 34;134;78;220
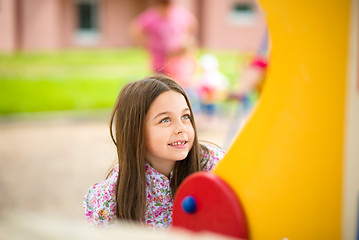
83;75;225;229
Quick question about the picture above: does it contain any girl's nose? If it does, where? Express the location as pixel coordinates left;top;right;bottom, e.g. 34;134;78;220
175;121;186;134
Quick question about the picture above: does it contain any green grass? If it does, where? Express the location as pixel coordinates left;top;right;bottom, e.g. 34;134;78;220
0;49;151;115
0;48;240;115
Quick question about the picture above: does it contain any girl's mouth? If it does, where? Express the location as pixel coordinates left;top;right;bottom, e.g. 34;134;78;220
168;141;188;146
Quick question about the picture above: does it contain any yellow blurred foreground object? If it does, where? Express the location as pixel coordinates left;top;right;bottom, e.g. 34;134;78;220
214;0;354;239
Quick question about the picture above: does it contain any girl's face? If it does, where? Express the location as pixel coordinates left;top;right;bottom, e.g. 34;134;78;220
144;90;195;176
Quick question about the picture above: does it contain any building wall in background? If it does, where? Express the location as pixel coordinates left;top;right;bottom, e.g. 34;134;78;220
201;0;267;52
0;0;17;52
0;0;267;52
99;0;140;48
21;0;62;51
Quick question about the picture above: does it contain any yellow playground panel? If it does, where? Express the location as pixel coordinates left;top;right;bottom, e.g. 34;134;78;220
213;0;358;239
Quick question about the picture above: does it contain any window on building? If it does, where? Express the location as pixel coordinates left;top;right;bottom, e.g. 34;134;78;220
228;2;256;26
75;0;100;45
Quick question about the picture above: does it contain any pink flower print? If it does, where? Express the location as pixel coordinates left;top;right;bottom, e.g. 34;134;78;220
165;195;172;202
153;207;164;218
96;191;102;198
147;193;153;201
103;194;110;202
86;210;93;218
109;182;116;191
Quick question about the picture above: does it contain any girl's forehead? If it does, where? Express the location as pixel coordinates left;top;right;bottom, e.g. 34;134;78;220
149;91;189;113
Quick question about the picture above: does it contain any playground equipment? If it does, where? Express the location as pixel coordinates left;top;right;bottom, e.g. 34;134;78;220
173;0;358;239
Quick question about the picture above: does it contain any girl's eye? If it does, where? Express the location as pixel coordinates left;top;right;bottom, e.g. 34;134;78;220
160;117;170;123
182;114;190;120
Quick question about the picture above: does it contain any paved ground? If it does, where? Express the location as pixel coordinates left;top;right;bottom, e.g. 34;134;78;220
0;110;242;224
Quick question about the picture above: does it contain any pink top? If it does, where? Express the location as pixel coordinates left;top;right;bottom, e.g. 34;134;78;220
83;144;225;229
134;5;196;73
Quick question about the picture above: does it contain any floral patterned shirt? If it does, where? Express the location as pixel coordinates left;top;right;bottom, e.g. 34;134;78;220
83;144;225;229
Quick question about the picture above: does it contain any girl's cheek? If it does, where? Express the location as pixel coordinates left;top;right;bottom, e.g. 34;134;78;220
189;126;195;139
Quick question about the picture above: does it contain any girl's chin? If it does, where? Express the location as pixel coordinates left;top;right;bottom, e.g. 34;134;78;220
175;153;189;161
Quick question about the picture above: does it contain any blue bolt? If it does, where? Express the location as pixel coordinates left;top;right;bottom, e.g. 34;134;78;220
182;196;197;214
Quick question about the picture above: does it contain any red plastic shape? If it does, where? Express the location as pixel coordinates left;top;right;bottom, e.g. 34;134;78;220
172;172;249;239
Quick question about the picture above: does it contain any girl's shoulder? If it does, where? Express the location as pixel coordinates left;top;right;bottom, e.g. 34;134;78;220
199;142;226;172
83;165;119;226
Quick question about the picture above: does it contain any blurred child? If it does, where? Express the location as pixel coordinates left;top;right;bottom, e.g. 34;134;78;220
224;27;269;148
197;54;229;120
225;55;268;148
83;75;225;229
228;55;268;110
130;0;198;88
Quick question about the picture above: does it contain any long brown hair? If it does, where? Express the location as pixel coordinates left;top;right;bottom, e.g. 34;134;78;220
109;75;201;222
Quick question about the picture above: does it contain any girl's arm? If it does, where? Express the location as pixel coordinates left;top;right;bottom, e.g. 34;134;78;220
83;165;119;226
